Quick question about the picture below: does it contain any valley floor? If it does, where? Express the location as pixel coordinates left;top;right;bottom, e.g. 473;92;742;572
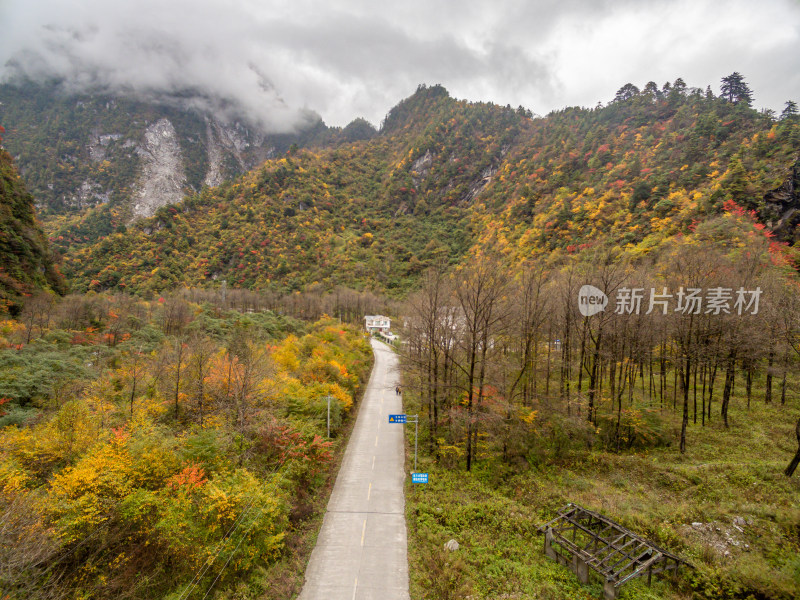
403;382;800;600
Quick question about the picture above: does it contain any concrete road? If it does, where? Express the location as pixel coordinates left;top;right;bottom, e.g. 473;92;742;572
298;339;409;600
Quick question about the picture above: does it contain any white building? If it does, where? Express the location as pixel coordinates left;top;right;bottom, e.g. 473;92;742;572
365;315;391;334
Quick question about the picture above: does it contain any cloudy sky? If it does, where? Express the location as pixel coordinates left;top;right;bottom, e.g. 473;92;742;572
1;0;798;131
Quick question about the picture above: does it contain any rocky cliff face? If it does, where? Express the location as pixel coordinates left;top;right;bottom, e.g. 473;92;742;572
203;118;274;188
0;81;295;227
0;82;353;242
132;118;187;219
762;159;800;244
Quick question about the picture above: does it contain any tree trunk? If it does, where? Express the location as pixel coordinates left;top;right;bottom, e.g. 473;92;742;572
432;352;439;446
784;417;800;477
426;349;434;452
545;325;552;402
640;361;646;403
680;354;691;453
614;362;631;451
130;370;137;418
578;317;588;395
587;330;602;425
561;317;571;415
765;344;775;404
609;357;617;414
531;338;539;404
465;341;477;472
659;339;666;410
174;342;184;420
745;362;753;410
721;351;737;428
471;335;490;471
199;376;204;426
672;349;678;411
708;362;718;422
781;352;789;405
692;361;698;424
701;361;706;427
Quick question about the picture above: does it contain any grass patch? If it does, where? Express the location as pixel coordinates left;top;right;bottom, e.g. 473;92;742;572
404;381;800;599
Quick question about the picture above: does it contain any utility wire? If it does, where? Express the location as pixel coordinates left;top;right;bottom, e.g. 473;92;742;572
176;494;261;600
200;504;264;600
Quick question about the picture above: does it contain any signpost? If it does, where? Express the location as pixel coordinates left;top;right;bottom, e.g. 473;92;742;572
388;412;420;471
411;472;428;484
407;415;419;472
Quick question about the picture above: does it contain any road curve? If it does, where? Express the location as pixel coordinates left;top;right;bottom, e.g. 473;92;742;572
298;339;409;600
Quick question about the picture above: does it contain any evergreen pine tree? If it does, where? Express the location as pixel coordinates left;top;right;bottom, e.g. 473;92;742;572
614;83;640;102
721;72;753;105
781;100;798;120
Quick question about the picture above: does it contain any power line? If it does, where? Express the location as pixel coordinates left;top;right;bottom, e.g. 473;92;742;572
200;504;264;600
176;493;261;600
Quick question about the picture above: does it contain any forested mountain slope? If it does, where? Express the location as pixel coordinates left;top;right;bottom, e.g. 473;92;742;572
0;130;65;313
23;81;800;295
0;80;376;249
62;85;528;294
470;84;800;260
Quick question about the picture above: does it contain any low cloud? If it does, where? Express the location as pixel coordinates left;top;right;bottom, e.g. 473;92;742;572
1;0;797;131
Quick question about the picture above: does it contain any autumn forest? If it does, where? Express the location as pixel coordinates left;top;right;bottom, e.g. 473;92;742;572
1;73;799;600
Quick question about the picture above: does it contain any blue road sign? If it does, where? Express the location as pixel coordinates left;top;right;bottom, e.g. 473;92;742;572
411;472;428;484
388;414;407;424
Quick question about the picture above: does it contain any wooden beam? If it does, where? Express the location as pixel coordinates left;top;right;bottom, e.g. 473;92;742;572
617;552;663;586
593;538;644;570
539;503;689;596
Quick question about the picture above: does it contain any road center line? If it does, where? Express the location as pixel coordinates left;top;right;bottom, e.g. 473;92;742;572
297;340;409;600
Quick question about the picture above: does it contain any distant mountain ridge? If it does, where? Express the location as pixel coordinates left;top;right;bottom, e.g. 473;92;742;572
4;80;800;297
0;79;376;246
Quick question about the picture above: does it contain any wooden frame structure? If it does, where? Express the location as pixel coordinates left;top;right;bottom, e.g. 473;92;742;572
538;503;688;599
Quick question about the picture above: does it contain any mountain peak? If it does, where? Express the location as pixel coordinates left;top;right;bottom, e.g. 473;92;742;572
380;84;451;133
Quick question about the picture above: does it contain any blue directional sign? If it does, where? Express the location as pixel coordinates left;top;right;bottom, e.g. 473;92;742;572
388;414;407;424
411;472;428;484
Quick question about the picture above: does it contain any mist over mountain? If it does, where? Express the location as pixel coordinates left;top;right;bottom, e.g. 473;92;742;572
0;1;323;133
0;80;379;242
3;0;798;132
1;6;800;599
